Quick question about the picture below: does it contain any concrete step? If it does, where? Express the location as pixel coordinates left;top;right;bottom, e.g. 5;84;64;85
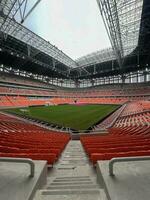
60;158;88;161
57;162;88;166
34;189;105;200
62;155;87;158
59;161;88;165
33;141;107;200
46;175;99;190
49;175;92;179
47;178;95;186
49;181;94;185
60;159;88;162
55;165;77;169
52;178;92;182
61;152;86;155
46;184;99;190
63;153;86;155
47;176;93;182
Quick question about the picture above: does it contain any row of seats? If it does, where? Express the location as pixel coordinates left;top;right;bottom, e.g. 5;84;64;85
50;97;127;105
0;113;70;164
93;104;126;129
120;101;150;116
0;82;150;101
0;96;52;107
57;82;150;97
81;101;150;164
114;101;150;127
1;85;149;98
81;125;150;164
0;95;149;108
115;112;150;127
0;72;53;88
0;86;56;96
0;96;127;107
1;71;150;96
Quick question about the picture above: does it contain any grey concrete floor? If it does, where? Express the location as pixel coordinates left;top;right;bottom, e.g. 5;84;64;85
0;160;47;200
97;160;150;200
34;141;107;200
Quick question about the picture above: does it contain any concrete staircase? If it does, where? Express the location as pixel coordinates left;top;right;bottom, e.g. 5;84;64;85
34;141;107;200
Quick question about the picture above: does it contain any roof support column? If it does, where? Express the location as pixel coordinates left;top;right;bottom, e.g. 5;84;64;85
75;79;80;88
143;71;148;82
27;45;31;57
136;71;139;83
129;73;132;84
94;64;96;74
52;58;55;70
121;74;126;84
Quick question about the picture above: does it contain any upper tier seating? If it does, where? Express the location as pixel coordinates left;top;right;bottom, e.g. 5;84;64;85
0;86;56;96
0;113;70;164
0;79;149;107
57;82;150;98
0;72;53;88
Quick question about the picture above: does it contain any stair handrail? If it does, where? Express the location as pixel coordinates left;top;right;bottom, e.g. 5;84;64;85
109;156;150;176
0;157;35;177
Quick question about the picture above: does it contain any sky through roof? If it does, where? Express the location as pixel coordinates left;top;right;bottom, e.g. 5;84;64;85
23;0;110;59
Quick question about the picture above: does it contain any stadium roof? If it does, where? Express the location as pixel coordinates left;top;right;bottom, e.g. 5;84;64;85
76;48;115;67
0;0;78;68
0;0;150;79
96;0;144;66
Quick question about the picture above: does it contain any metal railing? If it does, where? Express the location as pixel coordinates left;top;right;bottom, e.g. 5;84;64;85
0;157;35;177
109;156;150;176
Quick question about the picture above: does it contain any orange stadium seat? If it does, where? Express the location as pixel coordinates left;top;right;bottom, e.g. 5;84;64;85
80;101;150;164
0;113;70;165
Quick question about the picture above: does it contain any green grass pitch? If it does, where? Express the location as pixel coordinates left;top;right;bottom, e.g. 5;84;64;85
5;104;119;130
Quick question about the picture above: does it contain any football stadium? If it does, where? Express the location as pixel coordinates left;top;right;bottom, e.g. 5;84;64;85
0;0;150;199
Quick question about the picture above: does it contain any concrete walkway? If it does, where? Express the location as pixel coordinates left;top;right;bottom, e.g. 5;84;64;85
34;141;107;200
0;160;47;200
97;160;150;200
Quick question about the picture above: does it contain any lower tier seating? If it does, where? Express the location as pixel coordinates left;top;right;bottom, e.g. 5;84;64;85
0;113;70;164
93;104;126;129
81;125;150;164
120;101;150;116
81;101;150;164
